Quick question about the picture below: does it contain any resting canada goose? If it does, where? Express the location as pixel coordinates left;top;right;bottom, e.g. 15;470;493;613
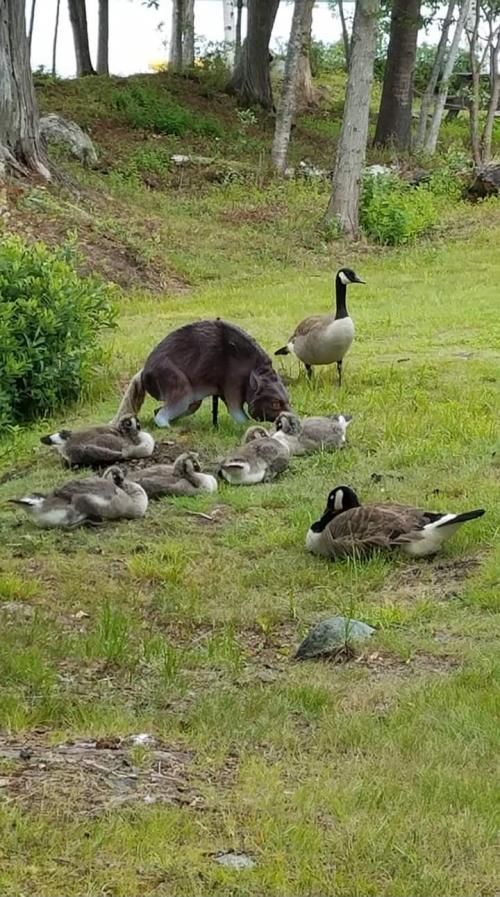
306;485;485;560
218;425;290;485
9;466;148;529
275;267;365;385
127;452;218;498
40;415;155;467
272;411;353;456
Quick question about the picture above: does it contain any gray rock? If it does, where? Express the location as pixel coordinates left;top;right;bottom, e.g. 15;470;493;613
295;615;375;660
40;114;98;167
215;852;256;870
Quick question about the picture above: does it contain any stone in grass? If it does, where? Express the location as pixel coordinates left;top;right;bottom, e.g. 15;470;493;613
39;114;98;167
295;616;375;661
215;852;256;870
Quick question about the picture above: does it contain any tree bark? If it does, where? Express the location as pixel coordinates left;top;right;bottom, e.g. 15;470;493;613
228;0;281;109
169;0;184;69
183;0;195;66
0;0;50;178
68;0;95;76
235;0;243;66
479;13;500;164
325;0;380;237
296;0;317;108
97;0;109;74
272;0;309;172
424;0;470;153
338;0;350;68
374;0;422;148
223;0;236;67
52;0;61;76
27;0;36;50
415;0;455;147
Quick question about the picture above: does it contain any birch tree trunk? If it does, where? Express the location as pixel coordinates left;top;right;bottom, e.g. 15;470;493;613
97;0;109;74
235;0;243;65
424;0;471;153
223;0;236;67
0;0;50;179
296;0;316;108
183;0;195;66
325;0;380;236
68;0;95;76
374;0;422;148
228;0;280;110
468;0;482;165
481;26;500;163
338;0;350;68
27;0;36;50
169;0;184;69
272;0;309;172
52;0;61;76
415;0;455;147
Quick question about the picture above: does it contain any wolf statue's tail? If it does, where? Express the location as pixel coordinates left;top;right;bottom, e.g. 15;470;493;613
111;369;146;424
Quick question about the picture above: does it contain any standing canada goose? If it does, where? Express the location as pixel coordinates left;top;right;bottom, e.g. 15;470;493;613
306;485;485;560
40;415;155;467
275;267;365;385
218;425;290;485
9;466;148;529
272;411;353;456
127;452;218;498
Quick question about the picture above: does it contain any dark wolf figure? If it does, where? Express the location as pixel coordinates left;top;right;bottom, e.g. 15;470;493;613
112;319;290;427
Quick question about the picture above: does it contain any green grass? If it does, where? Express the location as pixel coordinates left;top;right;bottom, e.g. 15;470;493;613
1;73;499;897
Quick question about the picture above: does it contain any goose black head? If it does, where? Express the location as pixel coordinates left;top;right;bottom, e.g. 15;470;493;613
337;268;365;286
326;485;361;514
40;429;72;446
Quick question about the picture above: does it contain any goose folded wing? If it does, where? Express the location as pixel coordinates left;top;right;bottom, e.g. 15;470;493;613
328;505;427;554
53;478;117;500
292;315;329;338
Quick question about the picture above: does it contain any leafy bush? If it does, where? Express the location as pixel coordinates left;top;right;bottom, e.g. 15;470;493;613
360;174;439;245
112;81;222;137
0;238;117;428
309;40;347;76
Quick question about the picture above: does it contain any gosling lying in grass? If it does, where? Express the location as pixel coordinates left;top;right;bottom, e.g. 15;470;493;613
126;452;217;498
218;425;290;485
9;466;148;528
40;414;155;467
271;410;352;456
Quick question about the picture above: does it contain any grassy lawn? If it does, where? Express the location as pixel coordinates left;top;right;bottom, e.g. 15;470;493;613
1;73;499;897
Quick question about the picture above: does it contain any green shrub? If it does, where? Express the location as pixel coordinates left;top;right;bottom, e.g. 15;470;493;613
0;237;117;428
112;81;222;137
360;174;439;245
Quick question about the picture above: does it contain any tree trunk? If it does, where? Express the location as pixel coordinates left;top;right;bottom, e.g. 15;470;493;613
52;0;61;76
296;0;316;108
223;0;236;67
183;0;195;66
325;0;380;237
97;0;109;74
228;0;280;109
68;0;95;76
272;0;309;172
374;0;422;148
169;0;184;69
338;0;350;68
27;0;36;50
235;0;243;66
468;0;482;165
415;0;455;147
479;19;500;164
0;0;50;178
424;0;470;153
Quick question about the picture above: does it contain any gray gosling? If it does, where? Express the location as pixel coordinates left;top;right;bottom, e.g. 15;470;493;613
272;410;353;456
127;452;218;498
218;425;290;485
9;466;148;529
40;414;155;467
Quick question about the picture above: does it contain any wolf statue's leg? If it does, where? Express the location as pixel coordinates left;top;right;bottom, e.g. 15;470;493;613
153;362;194;427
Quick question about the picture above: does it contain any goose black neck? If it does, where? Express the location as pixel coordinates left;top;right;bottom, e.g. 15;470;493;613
310;508;335;533
335;275;348;320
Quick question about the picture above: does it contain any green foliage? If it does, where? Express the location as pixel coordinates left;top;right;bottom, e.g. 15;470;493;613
0;238;116;427
309;40;347;76
112;81;222;137
360;174;439;245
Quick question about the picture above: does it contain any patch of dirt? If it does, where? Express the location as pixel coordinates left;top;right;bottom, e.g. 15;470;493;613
383;554;482;603
221;204;285;226
355;649;460;677
0;735;201;816
125;439;189;469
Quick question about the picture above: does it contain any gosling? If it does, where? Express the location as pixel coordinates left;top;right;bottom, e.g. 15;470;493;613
127;452;218;498
40;414;155;467
271;411;352;456
218;425;290;485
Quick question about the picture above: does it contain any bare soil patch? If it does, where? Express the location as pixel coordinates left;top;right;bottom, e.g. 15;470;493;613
383;554;482;604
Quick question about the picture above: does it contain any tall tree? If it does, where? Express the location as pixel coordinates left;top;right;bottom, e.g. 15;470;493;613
235;0;244;65
183;0;195;66
223;0;237;66
168;0;193;69
68;0;95;76
467;0;500;164
272;0;312;172
374;0;422;148
415;0;455;147
424;0;470;153
325;0;380;236
97;0;109;74
27;0;36;50
52;0;61;76
0;0;50;178
337;0;351;68
228;0;280;109
296;0;317;107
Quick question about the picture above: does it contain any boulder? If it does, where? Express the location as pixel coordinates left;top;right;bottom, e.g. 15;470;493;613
295;615;375;661
39;114;98;167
